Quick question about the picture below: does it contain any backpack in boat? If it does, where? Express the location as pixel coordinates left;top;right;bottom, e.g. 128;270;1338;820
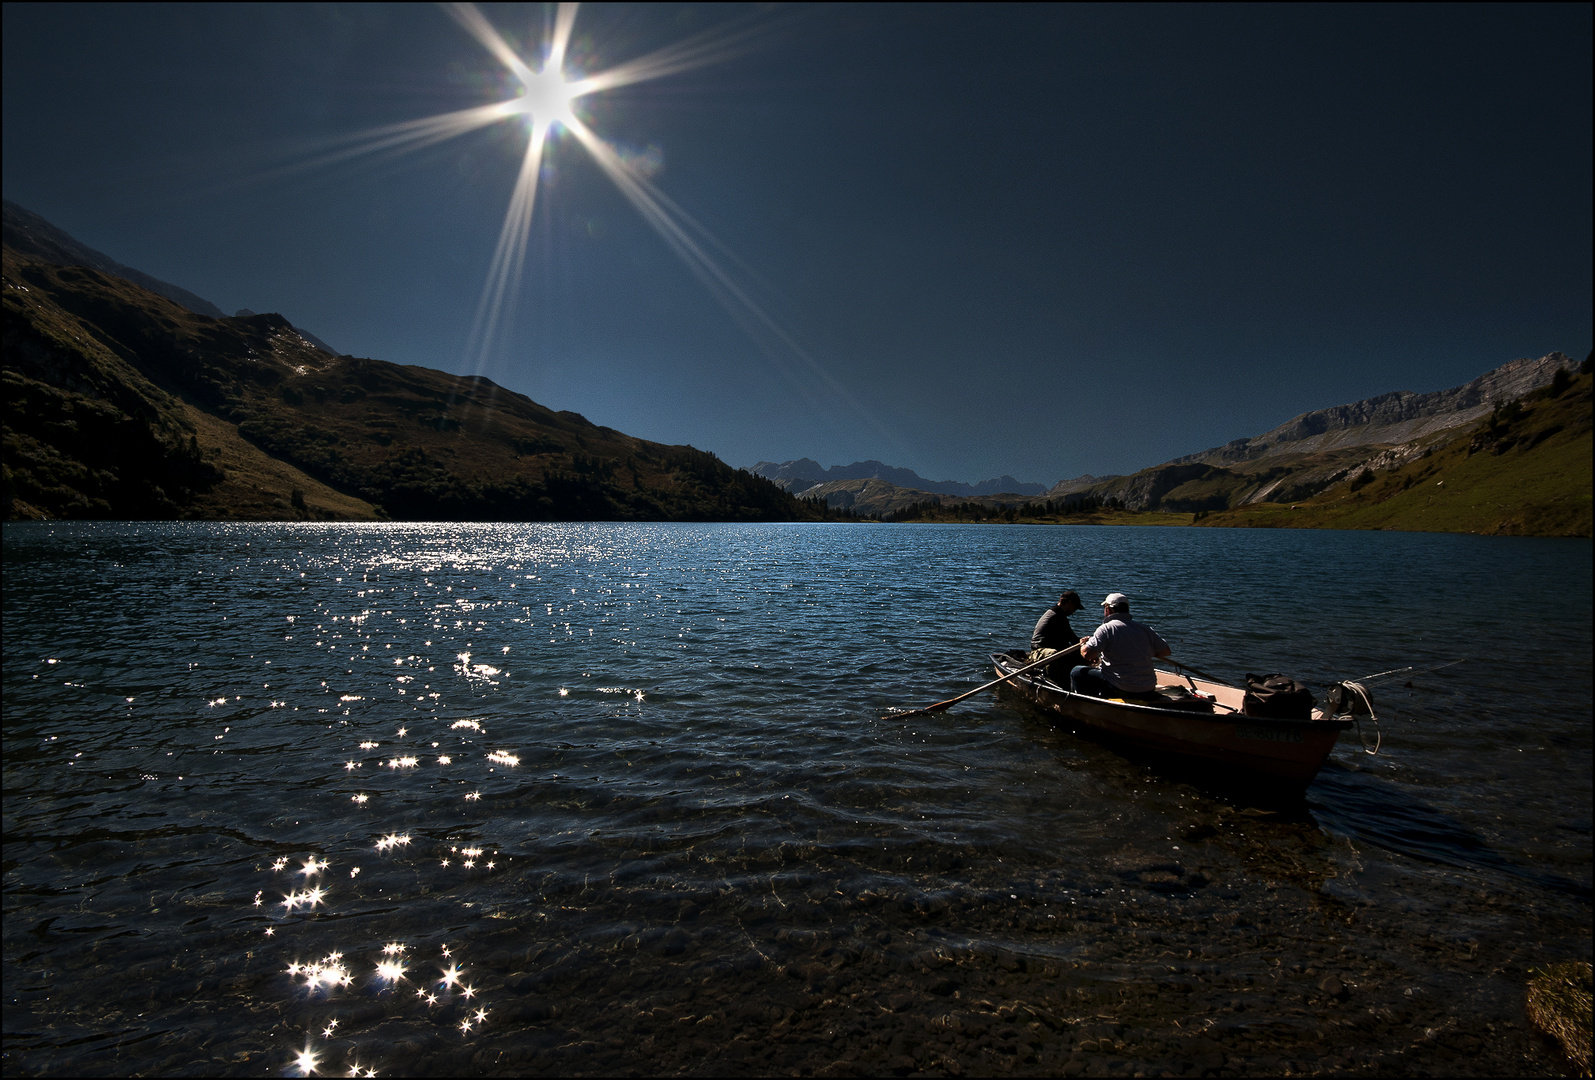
1242;673;1315;720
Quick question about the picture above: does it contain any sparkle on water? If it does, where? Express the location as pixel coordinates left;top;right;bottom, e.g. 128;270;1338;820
3;521;1589;1078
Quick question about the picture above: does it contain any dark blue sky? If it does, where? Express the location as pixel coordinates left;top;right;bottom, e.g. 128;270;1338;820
4;3;1590;485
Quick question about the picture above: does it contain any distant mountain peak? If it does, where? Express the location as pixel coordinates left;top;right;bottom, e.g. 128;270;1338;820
748;459;1046;498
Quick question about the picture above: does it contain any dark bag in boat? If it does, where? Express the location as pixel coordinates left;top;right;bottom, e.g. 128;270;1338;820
1242;673;1315;720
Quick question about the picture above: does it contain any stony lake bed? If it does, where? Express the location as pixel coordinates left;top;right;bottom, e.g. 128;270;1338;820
3;522;1590;1076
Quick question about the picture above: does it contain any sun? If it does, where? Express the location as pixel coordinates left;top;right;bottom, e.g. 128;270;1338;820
514;67;578;134
304;3;886;439
330;2;762;364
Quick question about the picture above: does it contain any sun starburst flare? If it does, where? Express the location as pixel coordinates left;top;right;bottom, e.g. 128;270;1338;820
245;2;891;443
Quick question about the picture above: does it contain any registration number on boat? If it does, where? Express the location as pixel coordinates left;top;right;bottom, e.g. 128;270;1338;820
1235;724;1302;743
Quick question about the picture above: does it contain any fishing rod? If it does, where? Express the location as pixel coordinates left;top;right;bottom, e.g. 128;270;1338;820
1349;659;1466;686
1164;658;1238;687
1170;658;1464;691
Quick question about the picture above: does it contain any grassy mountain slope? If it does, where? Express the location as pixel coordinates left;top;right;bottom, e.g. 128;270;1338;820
1057;446;1384;514
886;367;1590;535
4;257;263;518
2;248;838;522
3;198;227;318
1055;353;1577;514
1195;366;1592;536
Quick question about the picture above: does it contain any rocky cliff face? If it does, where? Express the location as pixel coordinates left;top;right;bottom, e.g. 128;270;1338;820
749;458;829;491
1042;473;1124;499
1171;353;1577;467
1062;352;1580;513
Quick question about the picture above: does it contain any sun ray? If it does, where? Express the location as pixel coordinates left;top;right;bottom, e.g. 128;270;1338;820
564;117;894;439
226;2;892;444
567;10;791;96
443;2;537;87
466;122;547;363
172;100;515;205
309;101;516;167
546;2;580;77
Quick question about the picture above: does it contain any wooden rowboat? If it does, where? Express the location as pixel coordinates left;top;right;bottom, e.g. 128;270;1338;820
989;650;1354;787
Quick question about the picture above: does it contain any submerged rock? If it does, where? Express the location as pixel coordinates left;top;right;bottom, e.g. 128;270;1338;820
1527;961;1592;1077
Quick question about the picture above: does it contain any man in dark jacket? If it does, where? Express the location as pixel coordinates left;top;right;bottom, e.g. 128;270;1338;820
1029;591;1083;678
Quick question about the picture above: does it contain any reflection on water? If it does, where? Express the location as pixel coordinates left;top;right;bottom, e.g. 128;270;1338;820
2;522;1589;1076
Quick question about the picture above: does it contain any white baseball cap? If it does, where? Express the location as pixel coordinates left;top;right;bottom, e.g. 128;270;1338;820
1102;593;1130;608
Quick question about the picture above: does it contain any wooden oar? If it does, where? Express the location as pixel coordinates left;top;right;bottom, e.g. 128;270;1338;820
886;645;1081;720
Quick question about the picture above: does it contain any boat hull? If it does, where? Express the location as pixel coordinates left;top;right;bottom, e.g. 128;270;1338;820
991;652;1349;787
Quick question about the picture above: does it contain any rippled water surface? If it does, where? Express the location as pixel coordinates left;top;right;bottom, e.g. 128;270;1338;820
4;522;1590;1077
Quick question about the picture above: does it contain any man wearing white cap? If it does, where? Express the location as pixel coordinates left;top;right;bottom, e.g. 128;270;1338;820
1071;593;1171;699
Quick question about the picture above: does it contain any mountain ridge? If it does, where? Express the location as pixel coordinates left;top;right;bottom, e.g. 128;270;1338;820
235;308;337;356
2;237;844;523
752;355;1575;515
749;457;1046;498
1044;351;1580;512
1169;353;1574;467
749;354;1581;521
3;200;339;356
3;199;227;318
887;363;1591;536
1193;363;1592;535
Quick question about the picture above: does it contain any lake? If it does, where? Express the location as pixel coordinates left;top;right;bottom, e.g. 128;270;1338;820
3;521;1589;1077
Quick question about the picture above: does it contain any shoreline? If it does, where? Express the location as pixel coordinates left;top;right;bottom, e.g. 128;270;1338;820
5;513;1592;539
882;513;1592;538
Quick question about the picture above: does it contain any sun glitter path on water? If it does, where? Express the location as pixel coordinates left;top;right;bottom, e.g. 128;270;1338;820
254;696;519;1077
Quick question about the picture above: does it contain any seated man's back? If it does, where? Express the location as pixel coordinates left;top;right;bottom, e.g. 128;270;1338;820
1073;593;1170;697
